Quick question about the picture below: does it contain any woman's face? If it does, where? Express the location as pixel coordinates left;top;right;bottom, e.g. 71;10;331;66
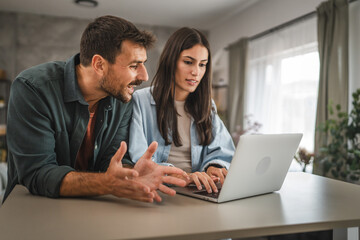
174;44;208;101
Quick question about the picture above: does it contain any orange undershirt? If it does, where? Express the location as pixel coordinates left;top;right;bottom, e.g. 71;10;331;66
75;106;98;171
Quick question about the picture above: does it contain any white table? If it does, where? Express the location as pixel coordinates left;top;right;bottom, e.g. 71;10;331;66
0;172;359;240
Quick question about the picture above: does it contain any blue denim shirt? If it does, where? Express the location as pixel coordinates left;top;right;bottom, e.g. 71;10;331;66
4;54;133;201
129;87;235;172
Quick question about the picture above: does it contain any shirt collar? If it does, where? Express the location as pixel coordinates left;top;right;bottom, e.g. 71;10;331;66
63;53;87;105
150;95;156;105
150;86;156;105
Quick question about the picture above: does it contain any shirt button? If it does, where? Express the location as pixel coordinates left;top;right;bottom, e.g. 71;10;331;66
95;144;98;149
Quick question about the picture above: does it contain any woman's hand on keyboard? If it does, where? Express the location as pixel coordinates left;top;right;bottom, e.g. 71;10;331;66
188;172;218;193
206;167;228;185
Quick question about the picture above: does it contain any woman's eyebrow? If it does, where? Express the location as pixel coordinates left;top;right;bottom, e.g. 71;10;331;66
182;56;208;62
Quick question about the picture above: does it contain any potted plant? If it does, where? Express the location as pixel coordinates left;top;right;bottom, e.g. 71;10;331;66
294;148;314;172
317;88;360;183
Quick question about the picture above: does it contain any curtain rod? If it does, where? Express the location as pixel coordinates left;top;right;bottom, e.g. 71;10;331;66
250;11;316;41
249;0;357;42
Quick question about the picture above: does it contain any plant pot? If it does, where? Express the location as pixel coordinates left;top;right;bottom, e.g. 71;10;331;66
346;167;360;185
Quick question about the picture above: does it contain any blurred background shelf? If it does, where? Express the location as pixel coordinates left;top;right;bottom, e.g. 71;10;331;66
0;70;11;163
0;125;6;136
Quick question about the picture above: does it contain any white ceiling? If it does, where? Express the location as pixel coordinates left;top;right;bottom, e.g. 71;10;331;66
0;0;259;30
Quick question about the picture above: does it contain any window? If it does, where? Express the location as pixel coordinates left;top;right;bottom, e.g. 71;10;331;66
244;17;319;172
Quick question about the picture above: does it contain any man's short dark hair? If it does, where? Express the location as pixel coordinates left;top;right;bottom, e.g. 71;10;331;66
80;15;155;66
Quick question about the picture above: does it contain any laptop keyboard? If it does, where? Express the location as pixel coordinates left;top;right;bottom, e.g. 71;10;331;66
186;183;222;199
194;190;220;198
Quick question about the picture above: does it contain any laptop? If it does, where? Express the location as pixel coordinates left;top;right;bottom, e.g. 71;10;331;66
172;133;302;203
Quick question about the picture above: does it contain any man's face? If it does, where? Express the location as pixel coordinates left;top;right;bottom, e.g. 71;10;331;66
100;40;148;103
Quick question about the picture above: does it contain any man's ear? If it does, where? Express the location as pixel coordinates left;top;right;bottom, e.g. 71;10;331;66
92;54;107;76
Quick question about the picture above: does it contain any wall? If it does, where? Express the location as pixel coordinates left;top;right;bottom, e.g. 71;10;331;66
0;12;17;81
1;1;357;101
0;12;86;81
209;0;360;108
0;11;183;87
209;0;324;54
207;0;323;90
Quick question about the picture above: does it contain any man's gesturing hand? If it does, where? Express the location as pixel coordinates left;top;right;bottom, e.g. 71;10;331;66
134;141;189;202
61;141;187;203
104;141;155;202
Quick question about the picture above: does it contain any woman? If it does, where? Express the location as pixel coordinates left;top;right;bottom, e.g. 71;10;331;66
129;27;235;193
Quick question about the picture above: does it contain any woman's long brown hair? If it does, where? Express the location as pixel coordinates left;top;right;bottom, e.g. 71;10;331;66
151;27;213;146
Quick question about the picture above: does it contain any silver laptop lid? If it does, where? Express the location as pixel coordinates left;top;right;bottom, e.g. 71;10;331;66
218;133;302;203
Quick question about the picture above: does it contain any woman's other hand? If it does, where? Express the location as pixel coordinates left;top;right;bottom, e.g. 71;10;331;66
188;171;218;193
206;166;228;185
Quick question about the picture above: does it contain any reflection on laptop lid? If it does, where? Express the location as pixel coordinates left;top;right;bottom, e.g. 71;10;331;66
172;133;303;203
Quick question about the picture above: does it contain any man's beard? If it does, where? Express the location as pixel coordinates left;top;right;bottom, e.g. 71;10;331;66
101;77;143;103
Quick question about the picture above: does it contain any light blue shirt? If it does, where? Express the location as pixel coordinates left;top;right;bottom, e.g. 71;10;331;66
129;87;235;172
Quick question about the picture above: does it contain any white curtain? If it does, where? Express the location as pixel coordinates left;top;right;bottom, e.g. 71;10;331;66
349;0;360;98
244;17;319;156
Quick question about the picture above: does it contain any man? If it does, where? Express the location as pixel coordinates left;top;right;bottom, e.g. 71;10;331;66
4;15;188;203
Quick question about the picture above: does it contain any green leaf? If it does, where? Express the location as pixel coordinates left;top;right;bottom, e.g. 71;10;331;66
336;104;341;111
